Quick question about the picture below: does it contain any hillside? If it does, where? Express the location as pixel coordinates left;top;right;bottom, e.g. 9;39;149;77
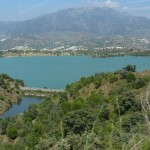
0;33;150;51
0;65;150;149
0;74;24;115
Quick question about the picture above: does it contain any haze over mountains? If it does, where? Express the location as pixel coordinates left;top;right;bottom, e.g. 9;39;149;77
0;7;150;37
0;7;150;50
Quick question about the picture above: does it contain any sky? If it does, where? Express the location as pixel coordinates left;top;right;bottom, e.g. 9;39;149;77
0;0;150;21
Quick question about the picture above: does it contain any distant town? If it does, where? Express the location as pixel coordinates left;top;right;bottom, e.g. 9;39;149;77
1;45;150;58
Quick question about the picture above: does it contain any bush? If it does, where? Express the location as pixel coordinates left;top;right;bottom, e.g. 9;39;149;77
115;92;141;115
94;80;101;89
120;71;136;82
121;113;144;132
61;101;72;113
63;109;94;136
59;92;68;103
23;104;38;120
16;79;24;86
134;78;146;89
1;84;7;89
0;96;4;101
142;139;150;150
1;74;11;79
87;93;107;107
110;76;118;83
7;128;18;140
71;98;85;111
126;73;136;82
0;78;4;86
109;86;128;96
99;105;110;121
111;130;128;149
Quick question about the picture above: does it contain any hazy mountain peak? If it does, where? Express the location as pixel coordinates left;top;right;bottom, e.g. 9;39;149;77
0;7;150;37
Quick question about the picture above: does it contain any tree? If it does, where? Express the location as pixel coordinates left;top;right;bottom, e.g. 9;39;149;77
123;65;136;72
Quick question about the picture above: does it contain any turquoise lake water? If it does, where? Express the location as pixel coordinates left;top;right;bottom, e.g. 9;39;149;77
0;56;150;89
0;56;150;117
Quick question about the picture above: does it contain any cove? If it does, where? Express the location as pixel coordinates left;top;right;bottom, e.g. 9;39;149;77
0;56;150;89
1;97;43;119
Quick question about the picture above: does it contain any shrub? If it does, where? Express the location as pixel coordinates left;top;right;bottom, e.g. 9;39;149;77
87;93;107;107
63;109;94;136
134;78;146;89
94;79;102;89
71;98;85;111
115;92;141;115
0;78;4;86
7;128;18;140
0;96;4;101
126;73;136;82
121;113;144;132
142;139;150;150
1;84;7;89
99;105;110;121
110;76;118;83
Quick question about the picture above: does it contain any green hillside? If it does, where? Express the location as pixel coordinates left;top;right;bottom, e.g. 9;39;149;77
0;65;150;150
0;74;24;115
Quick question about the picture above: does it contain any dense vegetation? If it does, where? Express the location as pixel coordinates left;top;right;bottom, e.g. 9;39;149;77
0;74;24;114
0;66;150;149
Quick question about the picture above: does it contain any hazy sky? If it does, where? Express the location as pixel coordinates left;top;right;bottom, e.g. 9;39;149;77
0;0;150;21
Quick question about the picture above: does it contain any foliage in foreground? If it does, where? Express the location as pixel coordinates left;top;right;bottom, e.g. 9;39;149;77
0;66;150;149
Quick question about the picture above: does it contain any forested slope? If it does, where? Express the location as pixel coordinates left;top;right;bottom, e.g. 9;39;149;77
0;66;150;150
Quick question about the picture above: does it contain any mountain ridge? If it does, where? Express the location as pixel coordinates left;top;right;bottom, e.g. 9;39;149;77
0;7;150;37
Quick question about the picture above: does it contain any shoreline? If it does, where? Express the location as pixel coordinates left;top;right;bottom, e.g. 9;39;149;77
0;96;23;116
1;48;150;58
1;53;150;59
0;88;65;117
0;96;44;118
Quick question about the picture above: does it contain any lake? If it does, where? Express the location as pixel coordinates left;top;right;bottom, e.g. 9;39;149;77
1;97;43;118
0;56;150;89
0;56;150;118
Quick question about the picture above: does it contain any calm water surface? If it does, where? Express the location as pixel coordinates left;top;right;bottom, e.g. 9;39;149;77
0;56;150;117
0;56;150;89
1;97;42;118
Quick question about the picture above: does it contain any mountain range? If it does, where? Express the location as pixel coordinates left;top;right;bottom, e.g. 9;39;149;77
0;7;150;37
0;7;150;50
